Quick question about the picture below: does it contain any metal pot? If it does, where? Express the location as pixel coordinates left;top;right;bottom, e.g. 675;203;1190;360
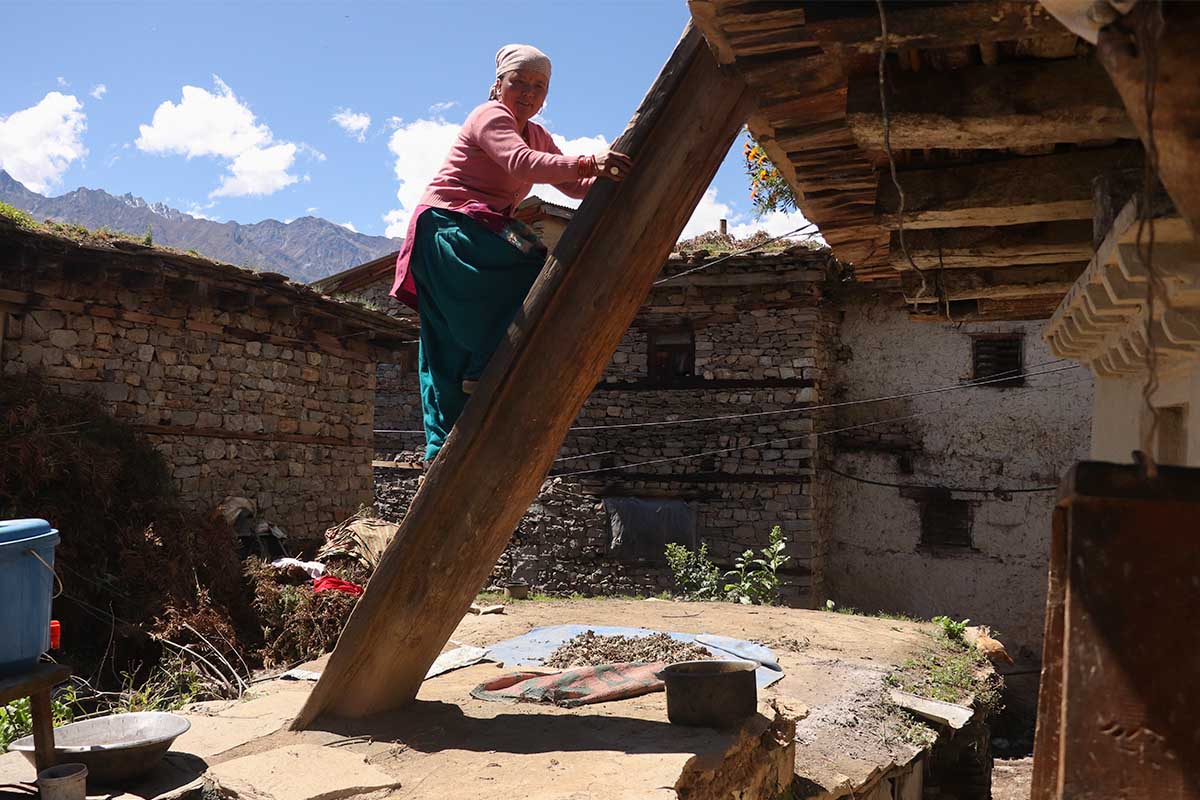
658;659;758;727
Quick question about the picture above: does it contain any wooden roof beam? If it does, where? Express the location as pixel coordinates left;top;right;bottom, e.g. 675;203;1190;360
848;59;1137;150
901;262;1086;302
878;146;1143;229
1097;2;1200;236
802;0;1067;54
891;220;1095;270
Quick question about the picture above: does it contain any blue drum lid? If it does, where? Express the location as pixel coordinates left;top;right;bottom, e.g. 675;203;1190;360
0;519;54;545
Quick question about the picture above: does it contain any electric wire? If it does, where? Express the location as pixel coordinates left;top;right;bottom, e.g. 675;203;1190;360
825;464;1056;495
374;361;1081;437
554;411;931;479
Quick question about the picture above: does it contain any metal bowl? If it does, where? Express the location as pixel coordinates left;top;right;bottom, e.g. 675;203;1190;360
11;711;191;785
658;659;758;728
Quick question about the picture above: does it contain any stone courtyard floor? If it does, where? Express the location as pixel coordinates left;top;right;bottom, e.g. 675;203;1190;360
0;600;973;800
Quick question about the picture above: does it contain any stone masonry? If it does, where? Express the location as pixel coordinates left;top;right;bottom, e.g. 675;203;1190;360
0;222;415;545
372;246;839;606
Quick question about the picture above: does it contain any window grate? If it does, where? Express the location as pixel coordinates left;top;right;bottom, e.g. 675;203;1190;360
648;328;695;382
972;335;1023;387
918;492;973;550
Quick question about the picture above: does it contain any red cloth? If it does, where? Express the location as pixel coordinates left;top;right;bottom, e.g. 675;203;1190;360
389;100;594;310
312;576;364;597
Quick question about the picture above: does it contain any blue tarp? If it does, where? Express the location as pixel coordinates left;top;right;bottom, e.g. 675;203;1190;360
484;624;785;689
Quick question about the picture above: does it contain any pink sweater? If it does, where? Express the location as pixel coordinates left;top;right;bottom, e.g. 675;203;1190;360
391;101;593;307
421;100;592;212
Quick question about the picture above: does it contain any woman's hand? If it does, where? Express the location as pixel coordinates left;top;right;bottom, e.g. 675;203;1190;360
594;151;633;181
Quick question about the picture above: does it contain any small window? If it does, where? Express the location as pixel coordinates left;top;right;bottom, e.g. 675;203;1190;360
603;496;697;563
1156;405;1189;465
648;328;695;381
919;492;972;550
972;335;1023;387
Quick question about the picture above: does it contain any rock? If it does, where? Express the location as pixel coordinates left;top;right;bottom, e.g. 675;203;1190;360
205;744;402;800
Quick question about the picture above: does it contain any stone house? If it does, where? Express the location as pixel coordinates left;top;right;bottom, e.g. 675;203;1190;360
0;219;417;544
321;195;1091;660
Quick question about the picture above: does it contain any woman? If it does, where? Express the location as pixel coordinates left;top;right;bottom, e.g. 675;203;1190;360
391;44;632;463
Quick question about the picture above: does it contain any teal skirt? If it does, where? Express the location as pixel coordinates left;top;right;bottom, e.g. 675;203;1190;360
411;208;544;462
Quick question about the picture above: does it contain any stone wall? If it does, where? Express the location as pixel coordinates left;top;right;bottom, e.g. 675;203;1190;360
824;292;1094;660
1;228;408;545
373;248;839;605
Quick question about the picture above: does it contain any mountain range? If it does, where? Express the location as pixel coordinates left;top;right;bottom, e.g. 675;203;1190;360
0;171;400;283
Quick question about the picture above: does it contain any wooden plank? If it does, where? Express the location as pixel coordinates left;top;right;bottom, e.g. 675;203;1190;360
901;263;1086;302
1030;505;1066;800
847;59;1137;150
879;147;1142;230
801;1;1067;54
1045;462;1200;800
892;221;1094;270
0;663;72;706
30;689;57;770
1097;2;1200;236
292;25;753;727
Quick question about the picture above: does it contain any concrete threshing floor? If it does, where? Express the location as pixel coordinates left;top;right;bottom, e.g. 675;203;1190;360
0;600;938;800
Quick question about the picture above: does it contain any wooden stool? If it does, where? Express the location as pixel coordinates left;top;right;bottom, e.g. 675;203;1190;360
0;663;72;771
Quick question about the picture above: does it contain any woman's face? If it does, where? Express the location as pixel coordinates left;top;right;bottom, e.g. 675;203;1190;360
495;69;548;126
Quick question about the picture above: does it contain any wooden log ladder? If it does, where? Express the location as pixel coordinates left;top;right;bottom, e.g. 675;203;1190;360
293;25;754;728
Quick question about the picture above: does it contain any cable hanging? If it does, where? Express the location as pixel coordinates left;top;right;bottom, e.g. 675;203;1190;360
375;361;1082;437
825;464;1056;495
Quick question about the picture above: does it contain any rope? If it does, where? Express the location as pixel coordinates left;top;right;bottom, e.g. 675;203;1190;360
375;361;1081;437
825;464;1056;495
27;549;63;598
555;411;930;478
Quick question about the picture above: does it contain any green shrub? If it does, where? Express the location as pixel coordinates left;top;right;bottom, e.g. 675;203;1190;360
725;525;789;605
932;615;969;643
665;542;722;600
1;686;79;751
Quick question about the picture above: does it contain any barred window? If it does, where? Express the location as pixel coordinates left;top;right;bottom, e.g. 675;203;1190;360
972;334;1023;387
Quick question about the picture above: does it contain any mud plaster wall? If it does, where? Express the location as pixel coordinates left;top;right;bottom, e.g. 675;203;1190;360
2;277;379;545
372;251;837;605
824;293;1093;659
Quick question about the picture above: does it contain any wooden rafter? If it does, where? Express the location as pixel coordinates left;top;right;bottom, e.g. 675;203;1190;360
847;59;1137;150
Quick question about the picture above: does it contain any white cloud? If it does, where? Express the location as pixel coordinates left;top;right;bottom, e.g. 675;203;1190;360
0;92;88;192
382;116;464;236
90;84;107;100
305;206;318;214
212;142;298;197
679;188;735;240
331;108;370;142
56;76;68;88
428;101;457;115
136;75;305;198
339;221;358;233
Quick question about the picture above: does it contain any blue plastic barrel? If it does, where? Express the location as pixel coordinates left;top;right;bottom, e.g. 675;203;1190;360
0;519;60;675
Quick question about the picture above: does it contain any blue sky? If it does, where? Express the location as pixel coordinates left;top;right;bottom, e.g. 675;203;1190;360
0;0;809;240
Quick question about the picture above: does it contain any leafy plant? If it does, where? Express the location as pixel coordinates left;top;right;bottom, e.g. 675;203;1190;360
142;225;153;246
743;137;797;216
724;525;790;606
1;685;79;751
665;542;722;600
0;201;38;229
932;615;969;643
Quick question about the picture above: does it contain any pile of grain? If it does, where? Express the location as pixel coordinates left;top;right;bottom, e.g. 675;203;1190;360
543;630;712;668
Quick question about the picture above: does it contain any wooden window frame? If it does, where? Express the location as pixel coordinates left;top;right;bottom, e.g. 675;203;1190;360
647;327;696;383
971;333;1024;388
